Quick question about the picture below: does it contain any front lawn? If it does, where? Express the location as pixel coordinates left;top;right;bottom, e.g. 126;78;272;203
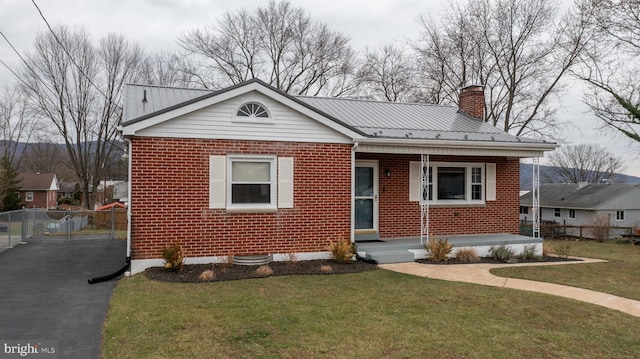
103;269;640;358
492;240;640;301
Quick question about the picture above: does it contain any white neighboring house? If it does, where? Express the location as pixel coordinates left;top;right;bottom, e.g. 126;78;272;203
520;182;640;238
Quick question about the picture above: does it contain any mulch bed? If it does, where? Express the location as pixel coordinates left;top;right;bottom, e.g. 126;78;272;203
145;259;378;283
145;256;582;283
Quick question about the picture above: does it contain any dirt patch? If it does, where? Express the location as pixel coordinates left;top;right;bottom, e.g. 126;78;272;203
145;259;378;283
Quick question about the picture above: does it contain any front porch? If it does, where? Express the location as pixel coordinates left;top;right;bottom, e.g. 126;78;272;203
355;233;542;264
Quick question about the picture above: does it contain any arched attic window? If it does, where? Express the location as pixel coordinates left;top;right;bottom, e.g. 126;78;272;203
236;102;270;119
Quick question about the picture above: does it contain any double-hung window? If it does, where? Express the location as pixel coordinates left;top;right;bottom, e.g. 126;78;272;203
209;155;294;212
228;156;276;209
26;192;33;202
616;210;625;221
410;162;494;205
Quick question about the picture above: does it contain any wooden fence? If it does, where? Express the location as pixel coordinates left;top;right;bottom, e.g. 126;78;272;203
520;221;639;241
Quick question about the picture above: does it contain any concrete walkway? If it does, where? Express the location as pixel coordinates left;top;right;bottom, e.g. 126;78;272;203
379;258;640;318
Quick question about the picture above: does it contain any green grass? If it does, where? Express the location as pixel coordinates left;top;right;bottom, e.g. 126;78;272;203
492;240;640;301
44;229;127;240
103;269;640;359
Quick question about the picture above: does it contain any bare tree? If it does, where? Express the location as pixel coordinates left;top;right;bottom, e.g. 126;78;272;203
21;141;75;181
137;52;197;87
178;0;357;96
0;85;40;168
415;0;592;137
544;143;625;183
21;26;143;208
356;45;420;102
576;0;640;144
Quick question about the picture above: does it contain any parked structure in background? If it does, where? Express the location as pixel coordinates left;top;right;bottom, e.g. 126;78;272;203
17;173;59;209
520;183;640;239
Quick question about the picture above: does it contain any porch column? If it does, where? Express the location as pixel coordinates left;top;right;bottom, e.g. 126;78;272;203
532;157;540;239
420;154;430;245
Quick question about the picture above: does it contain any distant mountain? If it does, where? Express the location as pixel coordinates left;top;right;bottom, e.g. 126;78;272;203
520;163;640;189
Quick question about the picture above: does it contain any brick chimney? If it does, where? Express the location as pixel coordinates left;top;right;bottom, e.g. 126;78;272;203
459;85;484;119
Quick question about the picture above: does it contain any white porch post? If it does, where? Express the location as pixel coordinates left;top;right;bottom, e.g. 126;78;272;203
420;154;430;245
532;157;540;239
351;141;358;243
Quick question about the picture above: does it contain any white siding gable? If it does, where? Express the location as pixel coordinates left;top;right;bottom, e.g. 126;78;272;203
136;91;352;144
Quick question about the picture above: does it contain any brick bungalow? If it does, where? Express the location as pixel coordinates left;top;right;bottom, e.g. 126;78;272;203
121;79;556;273
18;173;59;209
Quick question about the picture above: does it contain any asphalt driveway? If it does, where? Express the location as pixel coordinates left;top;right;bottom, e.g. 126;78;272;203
0;236;126;358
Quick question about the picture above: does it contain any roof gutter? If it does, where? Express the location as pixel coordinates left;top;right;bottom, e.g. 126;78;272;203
356;137;558;152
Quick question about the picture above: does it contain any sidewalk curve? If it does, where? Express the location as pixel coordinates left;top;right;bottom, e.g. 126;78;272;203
379;258;640;318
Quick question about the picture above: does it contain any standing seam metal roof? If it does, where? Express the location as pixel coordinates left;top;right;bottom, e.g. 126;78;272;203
122;81;551;145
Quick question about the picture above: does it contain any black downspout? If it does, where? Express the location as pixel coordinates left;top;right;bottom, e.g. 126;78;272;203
88;257;131;284
355;251;378;265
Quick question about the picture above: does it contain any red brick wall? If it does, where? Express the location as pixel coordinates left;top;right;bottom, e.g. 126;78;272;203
459;86;484;119
358;153;520;238
21;190;57;209
130;137;352;260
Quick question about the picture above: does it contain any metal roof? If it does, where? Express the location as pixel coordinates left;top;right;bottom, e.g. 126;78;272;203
297;96;543;143
520;183;640;209
122;84;211;123
122;81;551;145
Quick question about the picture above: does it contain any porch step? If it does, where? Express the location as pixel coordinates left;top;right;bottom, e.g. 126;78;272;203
355;232;381;242
366;250;415;264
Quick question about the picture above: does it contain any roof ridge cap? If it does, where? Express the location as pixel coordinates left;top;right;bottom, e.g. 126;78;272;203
296;95;456;108
125;83;213;92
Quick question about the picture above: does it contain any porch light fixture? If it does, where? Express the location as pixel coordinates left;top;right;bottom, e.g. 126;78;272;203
385;169;391;177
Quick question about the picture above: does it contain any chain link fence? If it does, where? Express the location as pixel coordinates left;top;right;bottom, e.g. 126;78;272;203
0;208;127;252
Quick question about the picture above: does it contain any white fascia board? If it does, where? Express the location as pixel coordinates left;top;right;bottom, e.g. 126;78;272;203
121;82;364;140
357;137;558;157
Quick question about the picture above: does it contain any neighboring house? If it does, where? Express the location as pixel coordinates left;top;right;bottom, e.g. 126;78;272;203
113;182;128;204
18;173;59;209
121;79;556;273
520;183;640;238
58;182;80;203
95;180;126;208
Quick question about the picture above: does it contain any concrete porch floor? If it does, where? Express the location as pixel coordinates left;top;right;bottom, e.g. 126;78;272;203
356;233;542;264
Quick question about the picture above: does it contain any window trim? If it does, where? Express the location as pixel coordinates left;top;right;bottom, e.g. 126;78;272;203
554;208;561;217
233;102;274;124
412;162;486;205
616;210;625;221
569;209;576;219
226;155;277;211
25;192;33;202
210;155;294;212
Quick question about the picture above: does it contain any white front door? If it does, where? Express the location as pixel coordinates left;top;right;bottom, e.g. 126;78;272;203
355;161;379;233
